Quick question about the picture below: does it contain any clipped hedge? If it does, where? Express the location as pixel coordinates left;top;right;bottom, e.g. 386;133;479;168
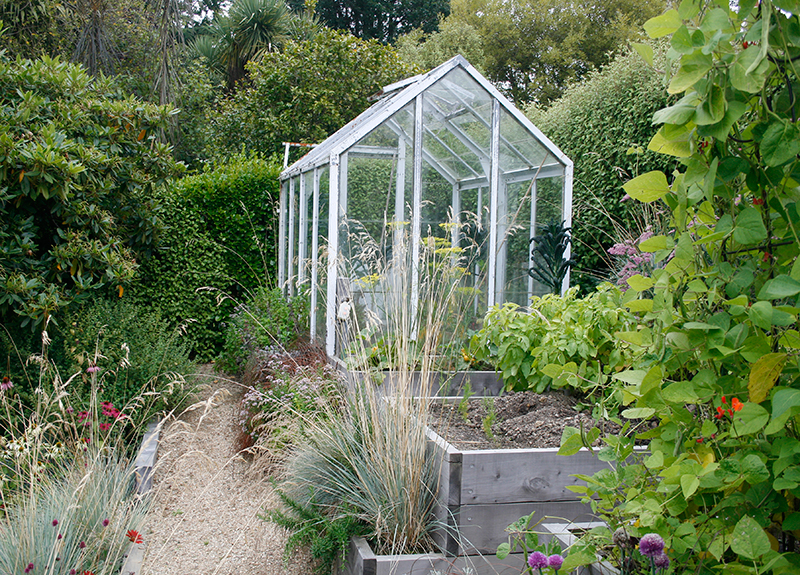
527;43;677;291
131;155;282;359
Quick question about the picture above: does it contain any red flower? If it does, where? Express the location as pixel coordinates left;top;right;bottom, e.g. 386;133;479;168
722;396;727;404
126;529;143;544
753;197;764;206
731;397;743;412
715;406;725;419
696;437;704;443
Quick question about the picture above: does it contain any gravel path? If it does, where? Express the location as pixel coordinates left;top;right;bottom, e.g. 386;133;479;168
141;370;315;575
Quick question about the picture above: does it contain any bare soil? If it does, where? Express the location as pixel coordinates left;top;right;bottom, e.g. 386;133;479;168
428;391;622;450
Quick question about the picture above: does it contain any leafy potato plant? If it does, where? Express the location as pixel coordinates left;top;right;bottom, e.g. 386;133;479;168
469;285;644;410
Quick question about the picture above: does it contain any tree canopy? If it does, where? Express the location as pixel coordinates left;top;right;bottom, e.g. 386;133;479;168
204;29;415;160
314;0;449;43
450;0;665;105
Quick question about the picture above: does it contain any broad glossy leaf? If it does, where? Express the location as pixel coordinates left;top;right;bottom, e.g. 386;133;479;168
644;9;682;38
639;234;669;252
749;301;773;330
758;275;800;300
632;43;654;66
731;515;770;559
669;52;714;94
731;46;771;93
652;102;696;126
695;85;726;125
761;118;800;167
748;353;786;403
731;402;770;436
699;101;747;141
671;25;695;54
622;171;669;202
622;407;656;419
648;126;692;157
772;388;800;421
733;207;767;245
627;274;654;291
682;474;700;498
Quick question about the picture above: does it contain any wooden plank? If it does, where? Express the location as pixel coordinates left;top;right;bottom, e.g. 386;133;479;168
460;448;606;504
452;500;596;555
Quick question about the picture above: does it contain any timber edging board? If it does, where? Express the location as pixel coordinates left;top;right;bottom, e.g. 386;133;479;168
425;405;607;555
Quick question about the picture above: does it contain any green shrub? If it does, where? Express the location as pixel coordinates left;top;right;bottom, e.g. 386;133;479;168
470;285;642;410
55;298;194;419
527;43;677;292
131;154;281;359
219;287;309;373
0;54;184;331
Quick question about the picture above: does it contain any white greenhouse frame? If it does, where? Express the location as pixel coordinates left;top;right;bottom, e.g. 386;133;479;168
279;55;573;358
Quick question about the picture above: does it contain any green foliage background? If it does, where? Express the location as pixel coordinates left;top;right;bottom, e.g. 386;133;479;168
130;155;282;359
527;45;677;291
203;29;416;161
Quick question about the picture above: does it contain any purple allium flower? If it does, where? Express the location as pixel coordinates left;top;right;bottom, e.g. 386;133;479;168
52;519;58;526
639;533;665;558
102;518;109;527
654;553;670;570
528;551;548;569
548;554;564;571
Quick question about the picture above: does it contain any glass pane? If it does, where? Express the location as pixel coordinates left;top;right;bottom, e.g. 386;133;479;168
423;68;493;184
502;179;534;306
530;177;565;297
499;108;556;174
456;186;488;331
337;101;416;350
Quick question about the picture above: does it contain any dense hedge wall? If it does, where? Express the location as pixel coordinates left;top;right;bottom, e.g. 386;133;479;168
131;155;282;359
527;44;678;291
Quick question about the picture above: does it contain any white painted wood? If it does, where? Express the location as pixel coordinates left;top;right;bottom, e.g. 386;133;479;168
410;94;423;339
487;99;500;307
326;154;340;357
278;180;287;291
394;137;406;252
310;167;320;341
562;162;574;294
287;177;296;297
529;179;537;300
298;171;308;285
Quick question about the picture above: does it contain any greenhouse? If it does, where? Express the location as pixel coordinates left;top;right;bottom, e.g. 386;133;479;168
279;55;573;358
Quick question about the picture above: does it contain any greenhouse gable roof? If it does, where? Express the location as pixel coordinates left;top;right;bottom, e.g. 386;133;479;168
280;55;572;181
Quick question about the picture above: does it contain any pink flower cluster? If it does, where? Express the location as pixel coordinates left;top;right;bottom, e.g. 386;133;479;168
608;228;656;288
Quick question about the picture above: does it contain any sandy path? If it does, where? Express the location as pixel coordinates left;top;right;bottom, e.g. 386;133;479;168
141;370;315;575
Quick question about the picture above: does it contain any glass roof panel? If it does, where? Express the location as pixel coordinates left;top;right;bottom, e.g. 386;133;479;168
422;67;493;183
499;108;557;174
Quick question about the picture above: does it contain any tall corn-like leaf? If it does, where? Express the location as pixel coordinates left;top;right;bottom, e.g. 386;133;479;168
528;219;574;295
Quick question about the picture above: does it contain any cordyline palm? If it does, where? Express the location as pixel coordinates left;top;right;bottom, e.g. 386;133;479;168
528;219;575;295
194;0;289;91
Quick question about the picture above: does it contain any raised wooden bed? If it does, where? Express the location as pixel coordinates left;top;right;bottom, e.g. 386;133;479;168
335;536;527;575
426;408;606;556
